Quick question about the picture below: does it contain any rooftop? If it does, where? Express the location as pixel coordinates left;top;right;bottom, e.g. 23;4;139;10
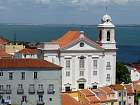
18;48;38;54
62;94;82;105
0;59;61;69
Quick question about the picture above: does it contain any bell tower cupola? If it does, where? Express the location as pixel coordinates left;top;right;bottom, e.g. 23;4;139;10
98;14;116;49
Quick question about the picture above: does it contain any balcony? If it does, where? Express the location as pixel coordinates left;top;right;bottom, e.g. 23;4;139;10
17;88;24;94
37;100;44;105
37;89;44;95
0;90;5;94
28;88;35;94
5;89;12;94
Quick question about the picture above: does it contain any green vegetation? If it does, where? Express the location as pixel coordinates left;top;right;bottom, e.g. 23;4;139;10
116;62;131;84
135;93;140;105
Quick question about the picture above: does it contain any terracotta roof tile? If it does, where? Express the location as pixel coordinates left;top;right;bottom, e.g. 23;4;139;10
0;37;9;45
92;89;107;102
62;94;82;105
0;59;61;69
0;50;12;59
56;31;80;48
99;86;114;95
79;89;95;97
18;48;38;54
79;89;100;104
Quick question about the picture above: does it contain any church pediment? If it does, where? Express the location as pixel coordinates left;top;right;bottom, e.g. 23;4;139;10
60;36;104;51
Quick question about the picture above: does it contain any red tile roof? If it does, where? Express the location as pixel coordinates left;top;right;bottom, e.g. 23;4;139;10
0;37;9;45
55;31;103;50
99;86;114;95
79;89;95;97
56;31;81;48
18;48;38;54
62;94;82;105
92;89;107;103
0;59;61;69
0;50;12;59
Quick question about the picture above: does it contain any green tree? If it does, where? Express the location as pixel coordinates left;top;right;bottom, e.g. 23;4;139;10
116;62;131;84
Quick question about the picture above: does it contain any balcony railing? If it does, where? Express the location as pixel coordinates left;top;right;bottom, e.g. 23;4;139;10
17;88;24;94
37;100;44;105
37;89;44;94
106;77;110;82
28;88;35;94
5;89;12;94
47;89;55;94
0;90;5;94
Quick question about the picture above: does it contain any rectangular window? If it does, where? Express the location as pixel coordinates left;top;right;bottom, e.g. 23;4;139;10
48;84;55;94
18;84;23;89
21;72;25;80
9;72;13;80
79;58;85;69
66;71;70;77
34;72;37;79
93;71;97;75
106;62;111;70
80;71;84;76
93;60;97;69
0;72;3;76
118;92;121;97
106;74;110;81
6;85;11;90
0;85;3;91
38;84;43;89
66;59;70;69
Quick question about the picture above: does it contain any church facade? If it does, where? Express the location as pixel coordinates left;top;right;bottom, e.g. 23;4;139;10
39;14;116;92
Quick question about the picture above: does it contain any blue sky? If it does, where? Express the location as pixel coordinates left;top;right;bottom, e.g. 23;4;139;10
0;0;140;25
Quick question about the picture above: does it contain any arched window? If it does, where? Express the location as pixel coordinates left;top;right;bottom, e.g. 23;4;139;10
99;30;102;41
107;31;110;41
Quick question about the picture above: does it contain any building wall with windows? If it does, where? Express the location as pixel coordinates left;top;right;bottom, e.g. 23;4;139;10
0;59;62;105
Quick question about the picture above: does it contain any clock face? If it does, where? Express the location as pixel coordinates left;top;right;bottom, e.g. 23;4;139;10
80;42;84;47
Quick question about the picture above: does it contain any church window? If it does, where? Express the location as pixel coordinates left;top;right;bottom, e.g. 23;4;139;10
99;30;102;41
93;71;97;75
66;59;70;69
106;62;111;70
93;60;97;69
79;57;85;69
80;71;84;76
107;31;110;41
80;42;84;47
66;71;70;77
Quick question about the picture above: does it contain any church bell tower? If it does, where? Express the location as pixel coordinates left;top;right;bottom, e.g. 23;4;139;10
98;14;116;49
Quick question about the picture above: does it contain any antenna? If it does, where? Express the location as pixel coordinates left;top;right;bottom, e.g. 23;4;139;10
105;6;108;14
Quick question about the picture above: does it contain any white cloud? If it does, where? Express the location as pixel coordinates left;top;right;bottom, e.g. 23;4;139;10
33;0;129;5
34;0;50;4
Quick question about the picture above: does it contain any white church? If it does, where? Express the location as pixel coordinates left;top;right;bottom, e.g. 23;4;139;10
39;14;117;92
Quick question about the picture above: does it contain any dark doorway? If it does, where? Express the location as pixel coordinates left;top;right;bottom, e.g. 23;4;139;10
79;83;84;89
65;86;71;92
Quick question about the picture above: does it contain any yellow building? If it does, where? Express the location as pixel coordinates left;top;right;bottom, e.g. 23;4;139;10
5;43;25;55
